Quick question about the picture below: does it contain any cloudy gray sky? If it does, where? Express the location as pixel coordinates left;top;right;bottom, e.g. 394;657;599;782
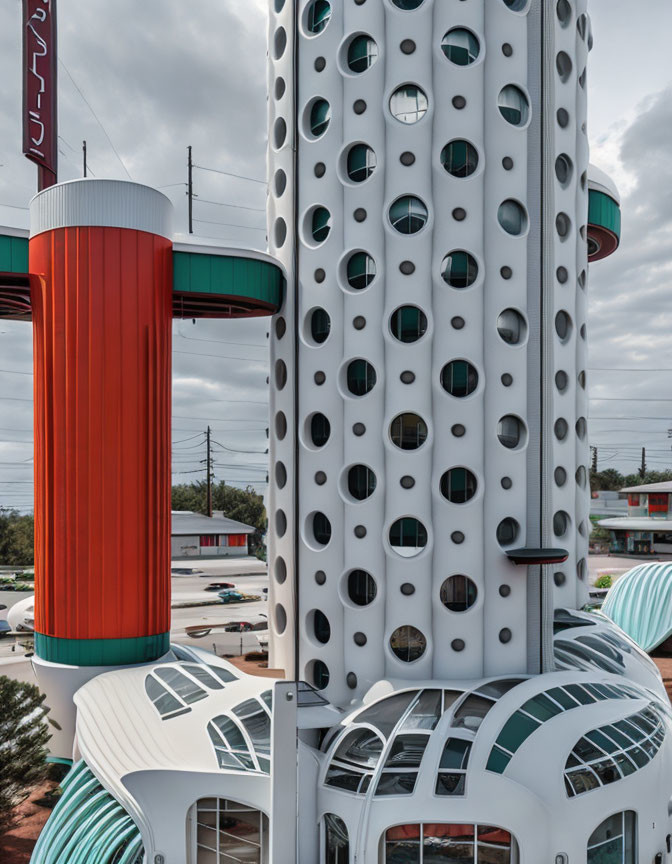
1;0;671;511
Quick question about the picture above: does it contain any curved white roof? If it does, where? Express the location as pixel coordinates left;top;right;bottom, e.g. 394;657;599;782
588;163;621;204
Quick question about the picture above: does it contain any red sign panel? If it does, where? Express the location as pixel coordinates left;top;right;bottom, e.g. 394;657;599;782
22;0;57;188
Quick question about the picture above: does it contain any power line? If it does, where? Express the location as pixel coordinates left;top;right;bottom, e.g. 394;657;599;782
174;348;268;362
0;369;32;376
59;59;132;181
195;198;266;213
176;331;266;349
193;218;265;232
193;164;266;184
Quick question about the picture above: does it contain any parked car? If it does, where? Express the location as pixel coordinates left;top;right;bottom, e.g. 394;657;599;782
204;582;236;592
171;567;205;576
218;590;243;604
224;622;253;632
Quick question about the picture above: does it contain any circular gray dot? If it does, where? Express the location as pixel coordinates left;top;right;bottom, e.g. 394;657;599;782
314;162;326;178
314;56;326;72
557;266;569;283
554;571;566;587
499;628;512;644
353;422;366;436
499;584;511;598
314;268;325;283
400;371;415;384
315;570;327;586
314;371;326;385
502;43;513;57
399;260;415;275
400;476;415;489
400;151;416;166
452;639;465;652
501;373;513;387
452;207;467;221
452;424;466;438
451;531;465;545
452;95;466;110
353;315;366;330
401;583;415;596
353;99;367;115
315;471;327;486
557;108;570;128
354;525;367;538
354;632;367;646
275;317;286;339
502;156;514;171
354;208;367;222
400;39;416;54
346;672;358;689
501;266;513;280
501;477;513;490
451;317;465;330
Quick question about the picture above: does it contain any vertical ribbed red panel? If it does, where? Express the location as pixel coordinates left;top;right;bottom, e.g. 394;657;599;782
31;227;172;642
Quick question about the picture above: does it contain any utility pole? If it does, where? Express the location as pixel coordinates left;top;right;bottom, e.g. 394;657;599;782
187;145;193;234
206;425;213;517
640;447;647;480
591;446;598;474
82;140;87;177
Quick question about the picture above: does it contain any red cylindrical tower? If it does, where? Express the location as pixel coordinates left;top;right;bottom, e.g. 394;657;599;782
29;179;173;666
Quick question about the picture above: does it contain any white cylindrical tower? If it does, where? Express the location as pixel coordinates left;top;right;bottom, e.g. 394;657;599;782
267;0;601;706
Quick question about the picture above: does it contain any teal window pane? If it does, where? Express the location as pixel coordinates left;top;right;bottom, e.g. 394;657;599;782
311;307;331;342
347;35;378;73
564;684;596;705
348;465;377;500
347;359;376;396
547;687;578;710
441;361;478;397
307;0;331;34
439;738;472;770
496;711;540;753
311;413;331;447
441;140;479;177
310;99;331;136
521;693;563;723
312;206;332;242
441;250;478;288
389;196;428;234
486;746;512;774
347;144;376;182
347;252;376;289
441;28;480;66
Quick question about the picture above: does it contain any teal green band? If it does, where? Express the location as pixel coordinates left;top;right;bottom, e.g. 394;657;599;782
173;251;284;309
0;234;29;274
35;632;170;666
588;189;621;240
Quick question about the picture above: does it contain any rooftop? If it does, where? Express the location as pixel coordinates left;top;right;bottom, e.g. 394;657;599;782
171;510;255;536
620;481;672;495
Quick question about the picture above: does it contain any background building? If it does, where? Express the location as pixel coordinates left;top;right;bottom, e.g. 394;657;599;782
171;511;255;559
599;480;672;555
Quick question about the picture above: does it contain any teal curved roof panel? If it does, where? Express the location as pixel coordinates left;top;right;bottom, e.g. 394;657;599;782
601;562;672;653
587;189;621;262
31;760;144;864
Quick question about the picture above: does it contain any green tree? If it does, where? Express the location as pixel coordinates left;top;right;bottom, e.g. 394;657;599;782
172;482;267;559
0;509;34;566
590;468;624;493
0;677;50;834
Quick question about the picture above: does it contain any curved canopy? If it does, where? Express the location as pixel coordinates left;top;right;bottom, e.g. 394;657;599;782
602;562;672;652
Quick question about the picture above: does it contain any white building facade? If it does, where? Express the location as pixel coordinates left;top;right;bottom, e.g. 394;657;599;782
268;0;597;704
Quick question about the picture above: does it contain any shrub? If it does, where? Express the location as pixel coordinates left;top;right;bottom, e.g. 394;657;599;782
595;574;613;590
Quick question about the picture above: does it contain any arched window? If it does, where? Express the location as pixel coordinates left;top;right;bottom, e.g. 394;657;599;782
325;813;349;864
188;798;269;863
587;811;636;864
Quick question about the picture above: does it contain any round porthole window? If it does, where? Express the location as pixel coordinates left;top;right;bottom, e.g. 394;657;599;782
310;307;331;344
441;140;479;178
389;195;428;234
310;206;332;244
346;252;376;289
441;251;478;288
305;0;331;35
497;517;520;547
440;575;478;612
390;306;427;343
441;28;480;66
497;415;527;450
497;309;527;345
390;626;427;662
389;85;428;124
390;413;428;450
391;0;425;8
347;35;379;73
346;144;376;183
498;85;530;127
440;468;477;504
389;518;427;558
308;99;331;138
498;199;528;235
347;464;377;501
346;359;377;396
347;570;377;606
441;360;479;397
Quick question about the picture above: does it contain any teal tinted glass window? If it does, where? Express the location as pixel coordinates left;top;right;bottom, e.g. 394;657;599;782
497;200;527;235
311;413;331;447
521;693;563;722
440;738;472;770
389;518;428;557
348;570;377;606
498;85;530;126
311;206;332;243
496;711;540;752
347;35;378;73
441;251;478;288
310;99;331;136
313;512;332;545
441;140;479;177
347;252;376;289
441;361;478;397
486;746;511;774
307;0;331;33
440;468;477;504
441;28;480;65
347;144;376;182
311;307;331;343
390;306;427;343
347;359;376;396
348;465;377;500
389;196;428;234
314;610;331;643
390;413;428;450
